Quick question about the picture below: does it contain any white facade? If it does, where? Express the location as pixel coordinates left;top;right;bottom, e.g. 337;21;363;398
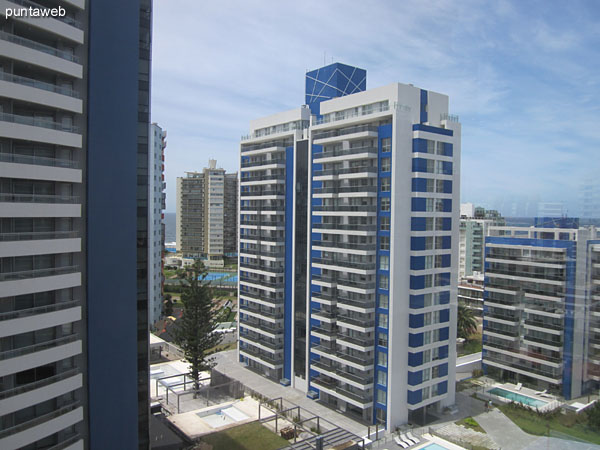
0;5;86;449
238;77;460;430
149;123;166;326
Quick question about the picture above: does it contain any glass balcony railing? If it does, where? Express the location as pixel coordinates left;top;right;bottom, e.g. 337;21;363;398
0;71;80;98
0;193;80;203
0;230;78;242
0;31;79;63
0;265;79;282
0;112;79;133
0;152;78;169
0;299;79;321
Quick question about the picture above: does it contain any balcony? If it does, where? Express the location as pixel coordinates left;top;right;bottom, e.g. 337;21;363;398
313;146;378;161
240;173;285;184
335;350;374;367
0;368;79;401
337;315;375;330
522;334;562;348
0;334;78;361
313;185;377;195
312;124;379;141
0;112;79;134
240;318;284;336
0;30;80;63
241;140;291;153
0;152;78;169
0;71;80;99
336;296;376;312
0;193;79;204
312;240;376;252
239;276;281;289
0;265;79;283
241;189;285;197
241;159;285;168
0;230;78;242
335;385;373;406
0;299;79;322
240;305;283;321
239;247;285;257
312;257;375;272
313;204;377;213
313;166;378;178
239;346;283;368
484;355;561;381
337;333;374;350
239;291;283;306
312;223;377;232
240;261;284;273
523;319;563;332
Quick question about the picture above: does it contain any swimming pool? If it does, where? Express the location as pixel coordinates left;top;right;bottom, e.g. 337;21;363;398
488;387;547;408
201;272;238;282
420;443;451;450
198;406;249;428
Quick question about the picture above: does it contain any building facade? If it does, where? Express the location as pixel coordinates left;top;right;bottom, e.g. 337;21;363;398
238;63;460;429
149;124;166;326
482;219;599;400
0;2;151;449
176;161;238;265
459;204;505;279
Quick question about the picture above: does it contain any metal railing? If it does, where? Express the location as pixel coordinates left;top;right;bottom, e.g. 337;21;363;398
312;223;377;232
241;140;291;152
313;166;378;177
0;299;79;321
313;124;378;141
0;265;79;282
313;146;378;160
0;71;80;98
314;104;390;125
0;31;80;63
0;401;81;439
0;334;79;361
0;368;80;400
313;204;377;212
313;185;377;194
312;240;376;251
0;193;79;203
0;112;79;133
337;315;376;328
240;174;285;183
0;230;78;242
241;158;285;168
0;152;78;168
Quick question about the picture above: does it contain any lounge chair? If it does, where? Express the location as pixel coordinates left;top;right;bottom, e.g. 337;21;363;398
534;389;547;396
407;432;420;444
394;435;409;448
401;433;417;445
515;382;522;391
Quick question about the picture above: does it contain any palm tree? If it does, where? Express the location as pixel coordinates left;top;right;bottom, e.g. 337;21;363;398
457;304;478;340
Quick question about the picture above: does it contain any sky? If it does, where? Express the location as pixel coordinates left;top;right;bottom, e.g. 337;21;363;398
152;0;600;217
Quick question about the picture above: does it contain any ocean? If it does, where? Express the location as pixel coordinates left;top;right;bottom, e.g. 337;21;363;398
164;212;176;243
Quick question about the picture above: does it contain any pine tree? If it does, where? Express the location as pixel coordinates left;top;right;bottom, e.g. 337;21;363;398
174;262;222;396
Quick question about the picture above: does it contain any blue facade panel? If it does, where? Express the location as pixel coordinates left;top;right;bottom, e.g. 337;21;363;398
420;89;428;123
86;1;142;448
305;63;366;115
413;123;454;136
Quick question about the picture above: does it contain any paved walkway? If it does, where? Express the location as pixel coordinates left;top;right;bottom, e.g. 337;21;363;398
212;350;370;438
474;407;537;450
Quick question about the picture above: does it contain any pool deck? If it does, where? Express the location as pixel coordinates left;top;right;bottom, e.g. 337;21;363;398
484;382;561;412
167;397;262;439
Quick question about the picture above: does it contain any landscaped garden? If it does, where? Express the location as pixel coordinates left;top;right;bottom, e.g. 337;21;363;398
199;422;289;450
497;401;600;445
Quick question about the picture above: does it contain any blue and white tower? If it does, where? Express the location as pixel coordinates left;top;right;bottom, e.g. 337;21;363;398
238;64;460;430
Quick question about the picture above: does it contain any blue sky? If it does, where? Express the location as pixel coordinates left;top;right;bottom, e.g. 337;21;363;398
152;0;600;216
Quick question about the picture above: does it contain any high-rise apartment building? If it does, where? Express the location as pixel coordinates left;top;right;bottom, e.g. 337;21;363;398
238;63;460;429
176;160;237;266
0;2;151;449
482;219;599;399
149;124;166;326
459;204;505;279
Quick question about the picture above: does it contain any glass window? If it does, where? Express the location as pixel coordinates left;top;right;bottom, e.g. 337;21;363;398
422;367;431;382
422;386;430;400
381;178;391;192
432;365;439;379
378;352;388;367
378;332;388;347
381;197;390;212
423;349;431;363
436;141;445;155
381;157;391;172
379;294;389;309
379;313;388;328
425;255;433;269
381;217;390;231
380;255;390;270
380;236;390;250
378;371;388;387
377;389;387;405
379;275;389;290
427;140;435;154
423;331;431;345
381;138;391;152
423;293;432;307
423;312;432;326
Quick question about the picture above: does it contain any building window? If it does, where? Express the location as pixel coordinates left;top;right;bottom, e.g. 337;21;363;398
422;386;430;400
378;332;388;347
382;138;391;152
422;368;431;382
379;293;389;309
425;255;433;269
381;178;391;192
423;331;431;345
377;389;387;405
432;365;440;379
378;371;388;387
380;255;390;270
378;352;388;367
381;197;390;212
379;313;388;328
379;275;389;290
423;312;432;326
427;140;435;154
381;157;391;172
381;217;390;231
380;236;390;250
423;349;431;363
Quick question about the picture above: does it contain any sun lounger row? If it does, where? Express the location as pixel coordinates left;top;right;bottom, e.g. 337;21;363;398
394;431;420;448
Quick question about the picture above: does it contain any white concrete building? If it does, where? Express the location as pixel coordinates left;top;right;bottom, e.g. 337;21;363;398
149;123;166;325
238;63;460;429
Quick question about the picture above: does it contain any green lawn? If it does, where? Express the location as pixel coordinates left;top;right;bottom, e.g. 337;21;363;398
498;404;600;445
200;421;289;450
207;341;237;355
458;333;482;356
455;416;485;433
